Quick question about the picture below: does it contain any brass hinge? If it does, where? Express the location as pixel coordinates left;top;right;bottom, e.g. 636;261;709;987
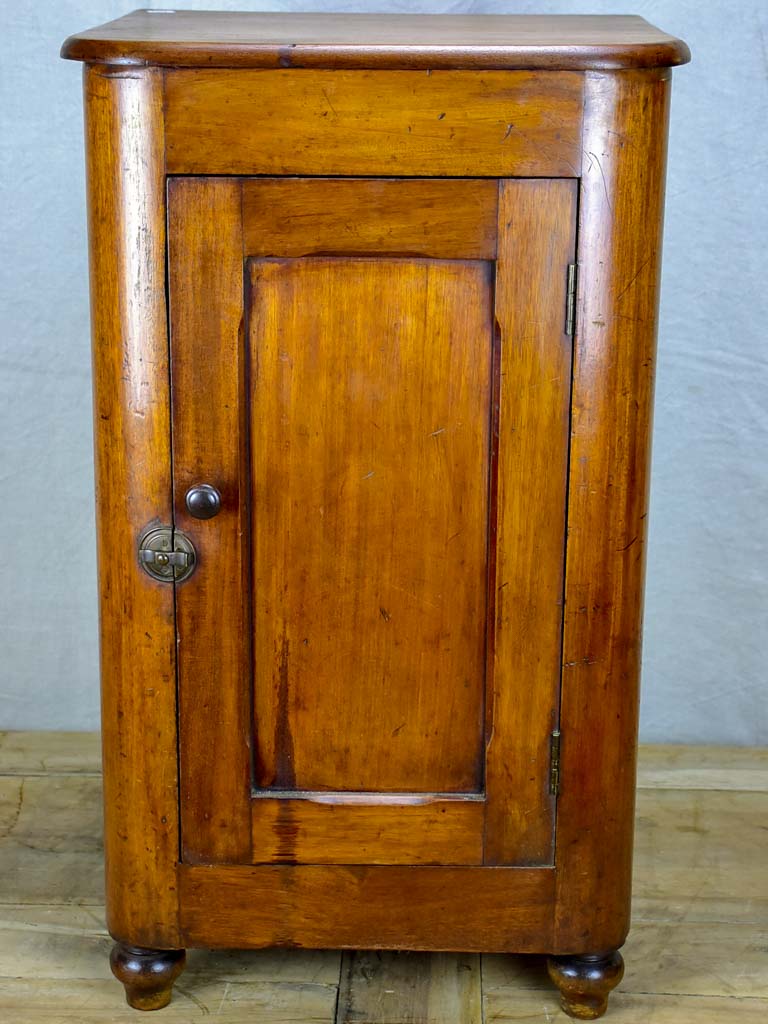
549;730;562;796
565;263;578;336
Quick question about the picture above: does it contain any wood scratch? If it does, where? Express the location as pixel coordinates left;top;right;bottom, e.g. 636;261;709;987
321;88;338;117
588;151;613;220
615;254;653;302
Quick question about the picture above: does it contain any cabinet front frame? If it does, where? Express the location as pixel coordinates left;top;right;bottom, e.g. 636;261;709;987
85;63;670;955
168;174;576;871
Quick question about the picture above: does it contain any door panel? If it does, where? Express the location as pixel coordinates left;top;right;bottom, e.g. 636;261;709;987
168;176;576;867
250;256;492;794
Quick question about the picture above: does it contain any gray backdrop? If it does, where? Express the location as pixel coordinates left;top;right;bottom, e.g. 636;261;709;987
1;1;766;742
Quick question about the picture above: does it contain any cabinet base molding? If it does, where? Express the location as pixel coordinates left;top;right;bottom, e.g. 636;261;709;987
547;951;625;1020
109;944;186;1011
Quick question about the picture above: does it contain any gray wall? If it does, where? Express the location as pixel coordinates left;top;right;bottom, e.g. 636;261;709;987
1;1;766;742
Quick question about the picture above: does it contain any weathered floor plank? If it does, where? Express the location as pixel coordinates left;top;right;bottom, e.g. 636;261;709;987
0;775;103;905
0;734;766;1022
632;788;768;925
0;904;341;985
0;731;101;776
336;950;482;1024
483;920;768;999
0;978;339;1023
482;989;768;1023
636;744;768;792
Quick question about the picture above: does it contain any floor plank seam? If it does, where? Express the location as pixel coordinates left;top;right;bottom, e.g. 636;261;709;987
0;771;102;779
619;991;768;1002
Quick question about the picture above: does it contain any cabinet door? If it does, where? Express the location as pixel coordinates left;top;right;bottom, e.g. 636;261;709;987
169;177;576;868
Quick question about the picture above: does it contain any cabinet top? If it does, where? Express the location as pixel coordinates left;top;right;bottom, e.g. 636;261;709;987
61;10;689;71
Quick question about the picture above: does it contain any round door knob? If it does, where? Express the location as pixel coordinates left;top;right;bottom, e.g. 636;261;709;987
185;484;221;520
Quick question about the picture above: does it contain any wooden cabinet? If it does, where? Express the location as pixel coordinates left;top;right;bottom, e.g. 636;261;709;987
62;12;689;1019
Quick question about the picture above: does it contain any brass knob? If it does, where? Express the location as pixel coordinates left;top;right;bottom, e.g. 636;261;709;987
185;484;221;520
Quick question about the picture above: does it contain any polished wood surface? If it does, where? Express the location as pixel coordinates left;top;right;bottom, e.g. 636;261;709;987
169;177;575;870
61;12;690;70
547;952;625;1021
485;178;576;865
164;70;583;177
241;178;499;259
83;65;179;950
555;68;672;955
63;13;688;1013
250;796;485;866
249;255;492;795
109;945;186;1012
168;178;253;866
2;737;764;1022
178;865;555;951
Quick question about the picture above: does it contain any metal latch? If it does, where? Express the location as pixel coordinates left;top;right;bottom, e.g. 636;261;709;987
138;526;196;583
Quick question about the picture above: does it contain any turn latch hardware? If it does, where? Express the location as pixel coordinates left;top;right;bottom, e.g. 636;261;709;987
138;526;196;583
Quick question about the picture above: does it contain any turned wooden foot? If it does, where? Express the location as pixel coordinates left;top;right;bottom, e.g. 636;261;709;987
547;951;624;1019
110;943;186;1010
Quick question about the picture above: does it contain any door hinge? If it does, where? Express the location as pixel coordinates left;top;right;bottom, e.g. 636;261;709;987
565;263;578;337
549;729;562;797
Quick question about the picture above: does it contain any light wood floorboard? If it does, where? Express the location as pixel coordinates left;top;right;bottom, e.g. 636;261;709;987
0;735;765;1021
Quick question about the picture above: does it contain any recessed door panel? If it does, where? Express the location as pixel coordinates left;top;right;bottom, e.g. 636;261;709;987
250;256;492;794
169;176;576;868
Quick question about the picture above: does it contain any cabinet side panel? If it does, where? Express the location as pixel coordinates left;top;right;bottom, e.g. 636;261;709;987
83;65;179;946
554;69;671;952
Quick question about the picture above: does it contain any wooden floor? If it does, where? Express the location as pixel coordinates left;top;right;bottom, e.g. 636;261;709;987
0;735;765;1022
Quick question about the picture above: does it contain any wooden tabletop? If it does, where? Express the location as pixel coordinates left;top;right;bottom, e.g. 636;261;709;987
61;10;690;71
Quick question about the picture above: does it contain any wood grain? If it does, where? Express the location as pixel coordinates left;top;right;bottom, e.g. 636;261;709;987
83;65;179;948
248;256;492;795
636;744;768;791
0;732;101;776
483;988;768;1023
484;178;577;866
251;796;484;865
168;177;253;866
484;916;768;999
63;6;690;981
0;979;339;1024
337;950;482;1024
632;787;768;925
0;775;103;906
553;69;673;955
242;178;498;259
61;12;690;71
179;864;555;951
2;737;765;1022
164;70;583;177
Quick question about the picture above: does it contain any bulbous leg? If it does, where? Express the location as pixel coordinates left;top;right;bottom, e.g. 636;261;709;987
110;943;186;1010
547;951;624;1020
